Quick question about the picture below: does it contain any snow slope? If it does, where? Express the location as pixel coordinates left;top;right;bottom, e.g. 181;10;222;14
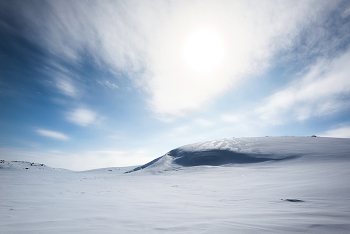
1;137;350;233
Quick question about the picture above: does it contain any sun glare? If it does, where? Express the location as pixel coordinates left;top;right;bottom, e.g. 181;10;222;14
184;28;224;72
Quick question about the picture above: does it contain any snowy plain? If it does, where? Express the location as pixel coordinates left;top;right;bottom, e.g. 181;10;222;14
1;136;350;233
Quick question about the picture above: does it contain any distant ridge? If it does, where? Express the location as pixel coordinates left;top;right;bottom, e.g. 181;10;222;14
0;160;68;171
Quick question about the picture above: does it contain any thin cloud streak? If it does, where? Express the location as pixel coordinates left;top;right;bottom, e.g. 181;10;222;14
66;108;99;127
36;129;69;141
56;77;77;97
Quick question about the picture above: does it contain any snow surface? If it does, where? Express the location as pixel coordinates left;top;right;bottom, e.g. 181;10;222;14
1;137;350;233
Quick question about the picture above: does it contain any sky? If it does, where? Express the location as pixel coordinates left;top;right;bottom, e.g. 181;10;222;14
1;0;350;171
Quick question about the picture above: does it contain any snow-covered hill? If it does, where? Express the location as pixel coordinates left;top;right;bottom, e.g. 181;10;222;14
1;136;350;234
0;160;69;171
126;136;350;173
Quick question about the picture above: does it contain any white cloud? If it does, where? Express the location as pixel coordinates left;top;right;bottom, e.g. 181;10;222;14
320;127;350;138
15;0;342;119
142;1;340;119
56;77;76;97
255;49;350;125
66;108;99;127
36;129;69;141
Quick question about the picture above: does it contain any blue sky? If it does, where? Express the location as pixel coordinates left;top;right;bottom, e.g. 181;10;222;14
1;0;350;170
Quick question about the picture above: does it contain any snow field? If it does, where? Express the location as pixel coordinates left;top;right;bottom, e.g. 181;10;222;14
1;137;350;233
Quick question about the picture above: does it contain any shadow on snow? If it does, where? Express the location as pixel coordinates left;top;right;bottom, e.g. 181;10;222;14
126;149;299;173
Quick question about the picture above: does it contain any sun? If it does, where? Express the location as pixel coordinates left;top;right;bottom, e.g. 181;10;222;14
184;28;224;72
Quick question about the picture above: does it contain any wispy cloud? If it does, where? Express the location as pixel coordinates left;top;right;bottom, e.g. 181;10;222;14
36;129;69;141
98;80;119;90
9;0;343;120
66;108;99;127
255;49;350;125
56;76;77;97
